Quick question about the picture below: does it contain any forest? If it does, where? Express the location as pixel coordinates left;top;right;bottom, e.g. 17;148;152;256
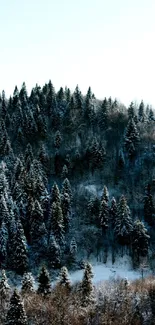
0;81;155;323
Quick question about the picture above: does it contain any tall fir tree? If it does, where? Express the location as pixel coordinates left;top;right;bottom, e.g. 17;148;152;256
132;220;149;266
6;289;28;325
144;184;155;226
37;266;51;296
114;195;133;246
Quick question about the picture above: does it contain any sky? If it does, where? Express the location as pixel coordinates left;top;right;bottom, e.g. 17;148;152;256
0;0;155;107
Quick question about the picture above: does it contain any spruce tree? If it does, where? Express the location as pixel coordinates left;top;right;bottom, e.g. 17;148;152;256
11;220;28;275
99;186;109;233
57;266;71;291
37;266;51;296
51;201;64;246
138;100;145;122
144;183;155;226
6;289;28;325
132;220;149;266
51;182;61;205
21;272;35;294
124;118;140;158
114;195;133;245
0;269;10;302
54;130;62;149
0;221;8;267
128;102;135;119
48;234;61;269
80;262;94;307
109;197;118;229
61;192;71;232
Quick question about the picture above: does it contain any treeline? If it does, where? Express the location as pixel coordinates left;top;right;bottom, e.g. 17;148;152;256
0;81;155;273
1;267;155;324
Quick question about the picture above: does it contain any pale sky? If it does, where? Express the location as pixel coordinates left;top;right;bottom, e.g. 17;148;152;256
0;0;155;107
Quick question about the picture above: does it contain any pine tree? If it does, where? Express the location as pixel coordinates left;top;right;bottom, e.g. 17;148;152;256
128;102;135;119
61;192;71;232
6;289;28;325
124;119;140;158
0;270;10;302
99;186;109;233
54;130;62;149
48;234;61;269
69;237;77;265
37;266;51;296
61;164;68;179
30;200;45;246
0;221;8;267
132;220;150;266
21;272;35;294
138;100;145;122
57;266;71;290
61;178;72;200
109;197;118;229
80;262;94;307
51;201;64;246
51;182;61;205
114;195;133;245
144;184;155;226
11;220;28;275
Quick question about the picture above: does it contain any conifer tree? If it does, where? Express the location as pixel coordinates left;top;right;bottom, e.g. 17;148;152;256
51;182;61;205
54;130;62;149
128;102;135;119
48;234;61;269
61;164;68;179
144;184;155;226
21;272;35;294
37;266;51;296
132;220;149;266
61;192;71;233
58;266;71;290
0;221;8;267
109;197;118;229
124;118;139;158
80;262;94;307
61;178;72;200
99;186;109;233
0;269;10;302
114;195;133;245
6;289;28;325
138;100;145;122
51;201;64;246
11;220;28;275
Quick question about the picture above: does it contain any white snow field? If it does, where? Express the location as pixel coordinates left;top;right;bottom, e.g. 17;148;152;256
70;256;150;285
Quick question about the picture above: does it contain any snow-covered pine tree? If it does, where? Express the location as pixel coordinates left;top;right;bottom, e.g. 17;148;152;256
80;262;94;307
124;118;140;159
57;266;71;291
144;183;155;226
114;195;133;246
61;164;68;179
61;178;72;200
51;182;61;205
37;266;51;296
51;201;64;246
138;100;145;122
21;272;35;294
6;289;28;325
132;220;150;266
48;234;61;269
11;219;28;275
99;187;109;233
0;221;8;267
128;101;135;119
61;192;71;233
101;185;109;203
0;269;10;303
54;130;62;149
109;197;118;229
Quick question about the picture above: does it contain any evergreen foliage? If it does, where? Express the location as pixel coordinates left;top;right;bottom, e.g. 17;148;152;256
37;266;51;296
6;289;28;325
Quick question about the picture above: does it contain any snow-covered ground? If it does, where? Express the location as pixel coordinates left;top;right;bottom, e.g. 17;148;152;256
70;255;150;285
